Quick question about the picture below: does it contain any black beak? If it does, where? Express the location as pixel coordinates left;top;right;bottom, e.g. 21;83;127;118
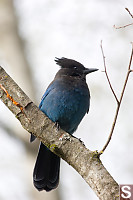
83;68;99;75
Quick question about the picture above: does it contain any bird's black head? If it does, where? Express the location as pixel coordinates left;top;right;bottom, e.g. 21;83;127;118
55;57;98;79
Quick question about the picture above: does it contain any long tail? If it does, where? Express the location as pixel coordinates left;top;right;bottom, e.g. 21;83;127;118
33;142;60;191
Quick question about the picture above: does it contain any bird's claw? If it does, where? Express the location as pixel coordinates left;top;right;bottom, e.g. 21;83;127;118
53;121;60;131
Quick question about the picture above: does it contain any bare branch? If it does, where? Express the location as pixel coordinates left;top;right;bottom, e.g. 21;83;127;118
100;43;133;154
114;8;133;29
125;8;133;19
100;41;119;104
0;66;119;200
114;23;133;29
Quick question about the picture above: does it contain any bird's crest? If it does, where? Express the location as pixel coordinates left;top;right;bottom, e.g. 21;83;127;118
55;57;85;70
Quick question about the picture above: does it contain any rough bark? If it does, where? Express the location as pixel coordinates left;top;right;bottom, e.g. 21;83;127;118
0;66;119;200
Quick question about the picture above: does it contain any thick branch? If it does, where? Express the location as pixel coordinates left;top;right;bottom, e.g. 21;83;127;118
0;66;119;200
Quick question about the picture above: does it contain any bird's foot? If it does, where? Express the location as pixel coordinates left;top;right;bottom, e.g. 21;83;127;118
53;121;60;131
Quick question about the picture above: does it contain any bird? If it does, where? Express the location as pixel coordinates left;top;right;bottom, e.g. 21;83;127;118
31;57;98;192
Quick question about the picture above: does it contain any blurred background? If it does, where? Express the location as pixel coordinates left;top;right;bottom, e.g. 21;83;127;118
0;0;133;199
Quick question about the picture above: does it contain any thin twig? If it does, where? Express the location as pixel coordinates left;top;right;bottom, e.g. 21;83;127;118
114;23;133;29
100;41;119;104
125;8;133;19
99;43;133;154
119;44;133;104
114;8;133;29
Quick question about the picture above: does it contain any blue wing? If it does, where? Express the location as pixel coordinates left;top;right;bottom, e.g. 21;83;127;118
39;85;53;109
30;83;55;142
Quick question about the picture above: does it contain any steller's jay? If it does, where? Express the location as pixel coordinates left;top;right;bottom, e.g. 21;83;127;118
31;57;98;191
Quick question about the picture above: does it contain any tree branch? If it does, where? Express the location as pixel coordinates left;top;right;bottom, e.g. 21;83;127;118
114;23;133;29
100;41;119;104
0;66;119;200
100;43;133;154
125;8;133;19
114;8;133;29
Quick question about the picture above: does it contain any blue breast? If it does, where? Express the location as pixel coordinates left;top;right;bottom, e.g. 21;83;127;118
39;78;90;134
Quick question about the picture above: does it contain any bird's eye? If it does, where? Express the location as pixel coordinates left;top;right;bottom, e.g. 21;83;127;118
74;66;77;69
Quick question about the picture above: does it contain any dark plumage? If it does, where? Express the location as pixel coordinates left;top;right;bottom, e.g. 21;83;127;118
31;57;98;191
